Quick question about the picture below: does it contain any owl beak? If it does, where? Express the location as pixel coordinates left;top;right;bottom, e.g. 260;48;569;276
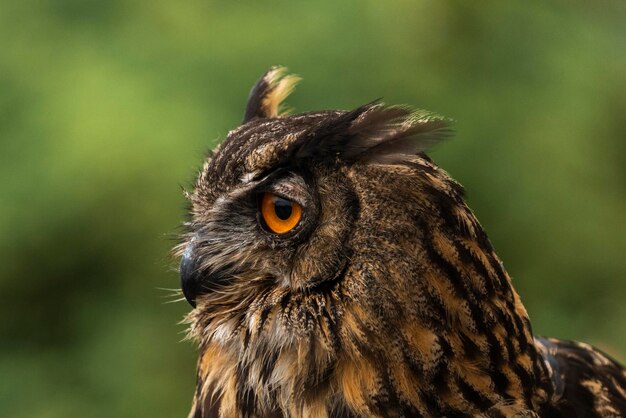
180;243;201;308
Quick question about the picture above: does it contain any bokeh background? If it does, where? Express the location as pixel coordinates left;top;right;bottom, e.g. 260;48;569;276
1;0;624;416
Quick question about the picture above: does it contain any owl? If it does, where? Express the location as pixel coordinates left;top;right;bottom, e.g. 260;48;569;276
177;67;626;417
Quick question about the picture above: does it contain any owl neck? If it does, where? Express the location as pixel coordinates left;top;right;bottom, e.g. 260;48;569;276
399;176;555;413
335;161;556;415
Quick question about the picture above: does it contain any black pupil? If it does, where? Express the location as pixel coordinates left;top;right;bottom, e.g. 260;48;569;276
274;198;293;220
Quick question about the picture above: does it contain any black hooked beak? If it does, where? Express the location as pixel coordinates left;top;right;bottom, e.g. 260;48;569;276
180;240;234;308
180;242;201;308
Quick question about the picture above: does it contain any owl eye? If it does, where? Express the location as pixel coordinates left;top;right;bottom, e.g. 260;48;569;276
260;192;302;234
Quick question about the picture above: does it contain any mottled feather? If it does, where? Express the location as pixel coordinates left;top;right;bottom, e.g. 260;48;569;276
176;68;626;418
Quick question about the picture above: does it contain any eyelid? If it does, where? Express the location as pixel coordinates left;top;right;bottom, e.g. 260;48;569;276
261;188;304;207
253;173;308;207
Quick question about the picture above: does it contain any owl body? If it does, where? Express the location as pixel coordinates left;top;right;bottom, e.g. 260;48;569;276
178;68;626;418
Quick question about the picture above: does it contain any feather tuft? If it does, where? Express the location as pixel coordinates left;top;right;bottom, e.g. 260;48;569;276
243;66;301;122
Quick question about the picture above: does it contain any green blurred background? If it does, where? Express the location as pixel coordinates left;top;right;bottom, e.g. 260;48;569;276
1;0;624;416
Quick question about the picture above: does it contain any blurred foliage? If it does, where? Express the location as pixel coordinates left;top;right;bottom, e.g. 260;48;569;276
0;0;624;416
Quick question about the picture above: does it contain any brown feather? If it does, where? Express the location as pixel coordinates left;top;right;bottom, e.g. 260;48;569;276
178;68;626;418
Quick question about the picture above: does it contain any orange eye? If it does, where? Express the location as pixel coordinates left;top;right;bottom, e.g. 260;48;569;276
260;192;302;234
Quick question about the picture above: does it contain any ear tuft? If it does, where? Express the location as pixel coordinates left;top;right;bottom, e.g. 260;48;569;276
243;66;301;123
286;101;452;165
342;103;452;163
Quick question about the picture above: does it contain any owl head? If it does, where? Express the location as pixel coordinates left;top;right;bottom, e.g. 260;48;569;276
178;67;542;417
